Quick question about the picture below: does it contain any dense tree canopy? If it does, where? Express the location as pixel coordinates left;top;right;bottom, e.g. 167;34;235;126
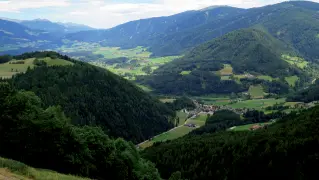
0;83;161;180
139;28;297;95
143;108;319;180
287;84;319;103
9;52;175;143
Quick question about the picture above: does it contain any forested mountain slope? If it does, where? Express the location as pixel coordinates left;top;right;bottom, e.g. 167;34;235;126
64;1;319;57
143;107;319;180
138;28;297;95
9;52;175;143
20;19;94;34
65;6;245;50
0;83;161;180
0;19;54;44
148;1;319;56
287;80;319;103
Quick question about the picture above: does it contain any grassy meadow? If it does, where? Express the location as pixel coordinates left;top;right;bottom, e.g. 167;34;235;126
0;157;89;180
285;75;299;87
282;54;308;69
0;58;73;78
138;114;208;149
228;98;286;109
248;85;265;99
229;122;273;131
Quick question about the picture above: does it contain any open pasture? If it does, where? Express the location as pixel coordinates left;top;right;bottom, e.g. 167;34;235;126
248;85;265;99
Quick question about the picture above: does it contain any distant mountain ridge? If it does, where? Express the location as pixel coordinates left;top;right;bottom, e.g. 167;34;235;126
20;19;94;34
64;1;319;57
65;6;246;52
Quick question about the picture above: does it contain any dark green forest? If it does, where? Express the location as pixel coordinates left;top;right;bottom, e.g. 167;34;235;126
7;52;175;144
0;82;161;180
191;109;286;135
138;28;299;95
143;108;319;180
287;80;319;103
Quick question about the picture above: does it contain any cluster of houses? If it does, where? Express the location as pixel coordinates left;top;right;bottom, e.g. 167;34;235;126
192;102;247;116
249;124;268;131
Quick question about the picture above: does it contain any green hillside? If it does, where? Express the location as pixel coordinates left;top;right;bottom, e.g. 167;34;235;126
0;56;73;78
0;83;161;180
139;28;297;95
8;52;175;144
0;157;88;180
143;107;319;179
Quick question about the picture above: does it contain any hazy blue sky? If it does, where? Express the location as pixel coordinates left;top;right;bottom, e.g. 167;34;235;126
0;0;317;28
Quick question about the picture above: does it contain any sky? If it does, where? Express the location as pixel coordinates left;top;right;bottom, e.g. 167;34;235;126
0;0;317;29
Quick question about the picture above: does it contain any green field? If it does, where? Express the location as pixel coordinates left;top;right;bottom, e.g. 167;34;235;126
221;76;230;80
257;75;273;81
316;34;319;38
185;114;208;126
159;98;176;103
0;157;88;180
139;114;208;149
218;64;233;76
195;96;230;105
282;54;308;69
180;71;191;75
0;58;73;78
230;122;273;131
89;46;179;78
176;111;188;126
0;58;35;78
229;98;286;109
93;46;151;59
285;75;299;87
249;85;265;99
57;43;180;79
40;57;74;66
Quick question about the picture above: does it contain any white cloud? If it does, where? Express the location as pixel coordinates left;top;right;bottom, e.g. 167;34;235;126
61;0;276;28
69;11;88;16
0;0;70;12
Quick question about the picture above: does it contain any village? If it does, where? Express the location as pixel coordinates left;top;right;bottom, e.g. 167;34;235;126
182;99;318;130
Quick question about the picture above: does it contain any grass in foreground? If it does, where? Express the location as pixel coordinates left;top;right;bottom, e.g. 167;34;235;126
0;157;89;180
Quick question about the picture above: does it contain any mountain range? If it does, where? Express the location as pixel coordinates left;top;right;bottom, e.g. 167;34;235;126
1;1;319;96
